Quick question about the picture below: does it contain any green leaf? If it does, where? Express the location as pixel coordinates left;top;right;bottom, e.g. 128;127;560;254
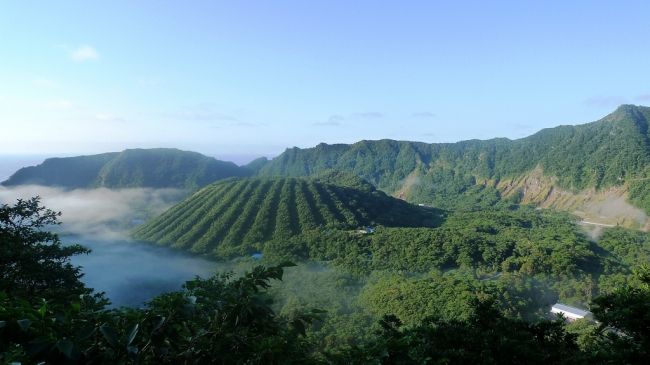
70;301;81;312
100;324;120;347
17;319;32;331
0;320;6;329
56;339;74;358
38;301;47;318
126;323;139;346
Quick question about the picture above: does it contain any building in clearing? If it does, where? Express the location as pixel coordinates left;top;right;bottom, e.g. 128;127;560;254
551;303;593;321
357;226;375;234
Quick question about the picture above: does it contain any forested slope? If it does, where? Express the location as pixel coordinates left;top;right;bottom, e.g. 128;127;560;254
257;105;650;214
132;175;441;257
2;148;248;189
0;153;117;189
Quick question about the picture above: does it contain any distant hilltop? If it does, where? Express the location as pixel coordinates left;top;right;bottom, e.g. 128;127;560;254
1;148;261;190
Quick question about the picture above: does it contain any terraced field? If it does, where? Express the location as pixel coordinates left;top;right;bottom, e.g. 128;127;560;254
133;176;441;257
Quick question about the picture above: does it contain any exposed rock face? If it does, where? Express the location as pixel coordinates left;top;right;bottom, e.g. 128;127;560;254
497;167;649;230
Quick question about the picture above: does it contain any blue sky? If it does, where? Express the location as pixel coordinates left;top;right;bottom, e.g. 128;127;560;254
1;1;649;162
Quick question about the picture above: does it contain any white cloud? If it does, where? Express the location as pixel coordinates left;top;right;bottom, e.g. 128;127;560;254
352;111;384;119
312;115;344;127
312;121;341;127
70;45;99;62
95;113;126;123
411;112;437;118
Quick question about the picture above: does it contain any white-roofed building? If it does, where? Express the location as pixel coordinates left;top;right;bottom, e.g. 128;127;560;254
551;303;593;321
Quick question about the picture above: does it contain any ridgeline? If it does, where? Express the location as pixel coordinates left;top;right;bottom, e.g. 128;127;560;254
1;148;249;189
256;105;650;219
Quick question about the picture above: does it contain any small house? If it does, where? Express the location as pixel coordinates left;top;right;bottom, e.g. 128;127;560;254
551;303;592;321
357;226;375;234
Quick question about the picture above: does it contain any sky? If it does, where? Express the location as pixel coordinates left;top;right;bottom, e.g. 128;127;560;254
1;0;649;162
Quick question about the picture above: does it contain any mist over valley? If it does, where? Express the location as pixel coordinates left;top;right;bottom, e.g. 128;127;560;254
0;182;219;306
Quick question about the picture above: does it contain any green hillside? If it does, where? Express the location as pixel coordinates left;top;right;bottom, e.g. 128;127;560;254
132;175;441;257
0;153;117;189
2;148;249;189
258;105;650;213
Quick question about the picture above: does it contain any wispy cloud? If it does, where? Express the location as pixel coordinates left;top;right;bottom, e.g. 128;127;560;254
636;94;650;102
95;113;126;123
229;121;265;128
353;111;383;119
312;114;344;127
70;45;99;62
329;114;344;123
584;96;627;108
411;111;436;118
312;121;341;127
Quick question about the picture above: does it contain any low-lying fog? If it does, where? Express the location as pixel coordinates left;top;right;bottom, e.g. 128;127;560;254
0;185;222;307
0;185;186;240
67;237;216;306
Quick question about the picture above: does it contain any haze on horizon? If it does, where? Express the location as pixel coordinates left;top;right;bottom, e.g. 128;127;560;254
1;0;649;157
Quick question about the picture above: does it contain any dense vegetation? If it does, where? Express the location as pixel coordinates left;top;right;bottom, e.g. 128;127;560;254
132;170;650;335
2;198;650;363
133;163;650;321
261;207;650;317
133;173;442;257
257;105;650;211
1;148;249;189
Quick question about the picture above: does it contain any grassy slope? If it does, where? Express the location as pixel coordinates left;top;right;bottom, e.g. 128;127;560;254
132;176;443;257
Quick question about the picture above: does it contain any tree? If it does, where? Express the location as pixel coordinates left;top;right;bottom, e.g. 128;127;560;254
0;197;95;302
590;265;650;363
328;298;584;364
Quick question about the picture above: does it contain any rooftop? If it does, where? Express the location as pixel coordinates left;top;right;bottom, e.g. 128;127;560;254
551;303;591;317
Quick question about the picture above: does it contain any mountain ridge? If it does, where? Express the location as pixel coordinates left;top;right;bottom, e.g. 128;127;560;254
2;148;251;189
256;105;650;222
3;105;649;224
